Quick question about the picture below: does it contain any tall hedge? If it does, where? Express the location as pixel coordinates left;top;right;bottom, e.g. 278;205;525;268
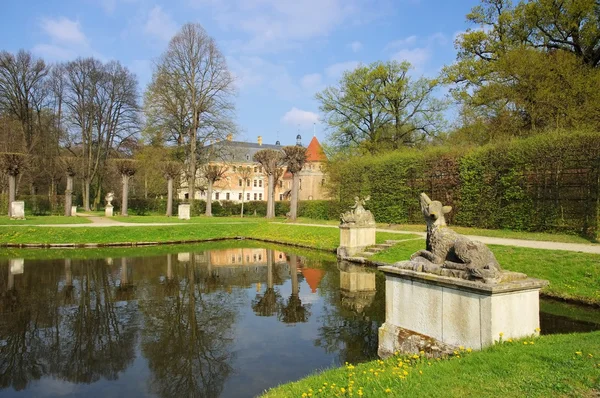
327;132;600;237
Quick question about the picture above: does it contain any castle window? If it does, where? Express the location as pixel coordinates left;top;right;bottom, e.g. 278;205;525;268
247;193;250;200
321;179;325;186
279;194;283;200
254;166;257;172
259;193;263;200
215;192;219;200
254;193;257;200
259;180;262;187
253;179;257;187
239;193;242;200
226;192;230;200
238;179;242;187
246;179;251;187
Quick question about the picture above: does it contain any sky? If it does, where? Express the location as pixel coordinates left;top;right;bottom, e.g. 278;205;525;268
0;0;481;147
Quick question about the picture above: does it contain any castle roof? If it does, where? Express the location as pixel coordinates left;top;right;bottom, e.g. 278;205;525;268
306;136;327;162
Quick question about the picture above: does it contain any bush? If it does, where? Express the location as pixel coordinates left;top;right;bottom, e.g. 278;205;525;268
327;131;600;237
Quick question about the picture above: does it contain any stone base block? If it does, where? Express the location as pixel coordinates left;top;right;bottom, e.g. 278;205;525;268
378;266;547;353
105;205;114;217
71;206;77;216
378;322;456;359
9;258;24;275
338;225;376;257
10;201;25;219
178;204;191;220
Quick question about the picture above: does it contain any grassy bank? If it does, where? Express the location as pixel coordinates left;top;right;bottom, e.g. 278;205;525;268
262;332;600;398
371;240;600;306
0;221;416;251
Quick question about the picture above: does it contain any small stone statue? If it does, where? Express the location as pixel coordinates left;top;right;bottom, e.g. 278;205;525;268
395;193;522;284
340;196;376;226
105;192;114;207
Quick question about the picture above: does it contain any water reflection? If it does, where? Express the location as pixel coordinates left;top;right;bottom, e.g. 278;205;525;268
0;245;598;397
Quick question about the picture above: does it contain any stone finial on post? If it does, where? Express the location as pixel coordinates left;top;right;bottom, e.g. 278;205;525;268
337;196;376;258
105;192;114;217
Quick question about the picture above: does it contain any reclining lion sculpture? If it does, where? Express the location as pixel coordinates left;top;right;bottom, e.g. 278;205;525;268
396;193;519;284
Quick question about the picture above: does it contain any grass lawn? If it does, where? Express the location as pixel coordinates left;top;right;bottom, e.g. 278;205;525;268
378;223;598;244
0;221;415;251
0;215;91;225
262;332;600;398
371;240;600;306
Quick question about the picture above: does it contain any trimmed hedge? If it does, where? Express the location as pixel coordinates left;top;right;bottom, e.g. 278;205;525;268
327;132;600;238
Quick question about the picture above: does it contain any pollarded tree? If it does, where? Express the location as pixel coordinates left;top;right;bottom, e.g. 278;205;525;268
282;146;307;221
203;164;227;217
0;153;27;217
237;165;253;217
115;159;137;216
162;161;181;217
253;149;284;219
147;23;236;202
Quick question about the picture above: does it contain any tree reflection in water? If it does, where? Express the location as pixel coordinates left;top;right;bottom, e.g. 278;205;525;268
252;249;282;317
278;254;311;324
140;253;238;398
0;258;138;389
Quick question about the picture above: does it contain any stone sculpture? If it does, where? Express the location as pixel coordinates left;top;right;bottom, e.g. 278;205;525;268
340;196;375;226
395;193;521;284
105;192;115;206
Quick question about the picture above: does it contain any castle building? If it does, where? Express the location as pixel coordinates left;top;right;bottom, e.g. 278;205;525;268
177;134;329;203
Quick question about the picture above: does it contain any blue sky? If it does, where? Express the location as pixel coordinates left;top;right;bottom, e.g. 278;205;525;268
0;0;480;146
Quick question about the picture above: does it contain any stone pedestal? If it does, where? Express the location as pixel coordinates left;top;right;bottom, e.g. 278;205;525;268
71;206;77;216
178;204;191;220
339;261;377;313
378;266;548;358
337;224;376;257
105;205;114;217
10;201;25;219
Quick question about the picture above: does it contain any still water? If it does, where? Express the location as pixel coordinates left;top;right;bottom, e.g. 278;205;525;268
0;243;598;397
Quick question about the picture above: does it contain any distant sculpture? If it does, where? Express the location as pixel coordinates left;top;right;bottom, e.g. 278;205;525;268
105;192;115;207
397;193;514;284
340;196;375;226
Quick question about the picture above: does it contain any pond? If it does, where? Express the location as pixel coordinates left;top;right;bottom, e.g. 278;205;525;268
1;242;598;398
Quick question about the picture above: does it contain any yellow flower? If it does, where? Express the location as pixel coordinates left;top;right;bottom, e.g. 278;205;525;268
535;327;541;332
499;332;504;337
523;342;528;345
385;388;392;393
529;341;535;345
341;387;346;393
575;351;582;355
302;394;307;398
466;348;472;353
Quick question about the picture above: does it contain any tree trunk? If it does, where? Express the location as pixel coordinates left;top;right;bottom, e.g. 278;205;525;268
167;253;173;280
188;128;197;203
83;179;91;211
240;187;245;217
144;175;148;199
266;174;275;218
206;180;213;216
121;174;129;216
290;174;299;220
166;176;173;217
65;175;73;216
8;174;16;217
267;249;273;289
290;254;298;296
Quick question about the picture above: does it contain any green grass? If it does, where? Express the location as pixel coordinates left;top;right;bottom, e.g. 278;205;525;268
381;223;598;244
262;332;600;398
371;239;600;306
0;215;91;225
0;221;415;251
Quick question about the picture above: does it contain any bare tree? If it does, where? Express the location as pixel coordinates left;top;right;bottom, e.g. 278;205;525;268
63;58;139;211
282;146;307;221
253;149;283;219
61;157;77;216
203;164;227;216
147;23;236;202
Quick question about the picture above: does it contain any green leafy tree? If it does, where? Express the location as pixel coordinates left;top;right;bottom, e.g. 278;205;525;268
316;61;446;154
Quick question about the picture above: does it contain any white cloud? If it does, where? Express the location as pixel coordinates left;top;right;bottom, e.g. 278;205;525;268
349;41;362;52
385;35;417;50
392;47;431;69
40;17;87;45
281;107;320;126
325;61;360;79
301;73;322;91
31;44;77;61
227;55;301;100
144;6;178;43
189;0;377;53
